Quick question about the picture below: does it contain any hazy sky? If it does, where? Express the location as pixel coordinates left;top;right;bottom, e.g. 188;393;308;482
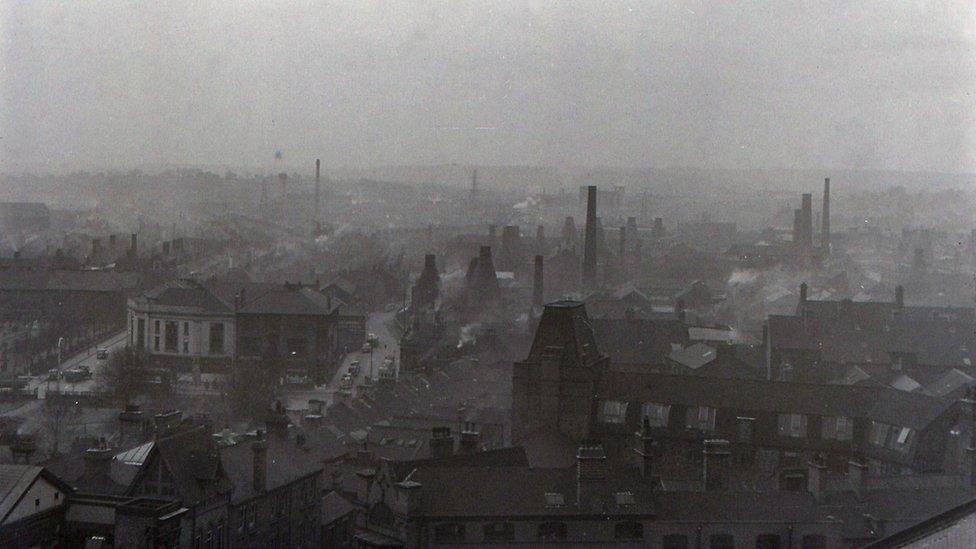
2;1;975;172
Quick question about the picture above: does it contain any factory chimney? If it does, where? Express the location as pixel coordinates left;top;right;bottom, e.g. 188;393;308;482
821;178;830;254
315;159;321;224
582;186;598;288
801;193;813;248
533;255;544;309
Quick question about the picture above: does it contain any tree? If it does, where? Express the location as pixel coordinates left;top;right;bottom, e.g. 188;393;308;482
98;347;147;403
41;397;73;456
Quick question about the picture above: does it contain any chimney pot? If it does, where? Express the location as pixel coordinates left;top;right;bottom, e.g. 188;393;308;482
252;431;268;492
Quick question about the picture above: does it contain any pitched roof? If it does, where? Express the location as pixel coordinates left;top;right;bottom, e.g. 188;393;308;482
602;372;954;430
0;465;44;522
149;425;234;504
0;465;69;522
406;466;655;518
668;343;717;370
590;318;687;366
523;301;604;368
0;269;139;293
219;433;323;505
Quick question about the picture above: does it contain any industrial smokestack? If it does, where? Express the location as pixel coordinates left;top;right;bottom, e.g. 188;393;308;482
582;185;598;287
618;226;627;256
315;158;321;224
793;209;803;247
821;177;830;254
801;193;813;248
533;255;544;308
129;234;137;256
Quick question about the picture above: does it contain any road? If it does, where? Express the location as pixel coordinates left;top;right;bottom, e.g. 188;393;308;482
27;331;128;398
284;311;401;410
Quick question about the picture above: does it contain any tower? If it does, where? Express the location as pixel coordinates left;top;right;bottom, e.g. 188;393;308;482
582;186;598;288
821;177;830;254
315;158;321;225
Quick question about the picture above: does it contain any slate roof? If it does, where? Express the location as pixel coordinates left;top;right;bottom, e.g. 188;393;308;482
136;279;336;317
0;269;140;293
220;433;323;505
768;306;976;368
148;425;234;505
524;301;604;368
602;372;954;430
406;465;655;518
0;465;69;523
385;447;528;482
590;318;688;366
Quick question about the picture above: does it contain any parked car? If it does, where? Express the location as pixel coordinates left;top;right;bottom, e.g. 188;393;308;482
96;348;108;360
47;369;60;381
361;343;371;353
348;361;360;375
63;366;92;383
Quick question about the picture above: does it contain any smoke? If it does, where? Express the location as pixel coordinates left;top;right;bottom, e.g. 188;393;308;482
457;323;480;349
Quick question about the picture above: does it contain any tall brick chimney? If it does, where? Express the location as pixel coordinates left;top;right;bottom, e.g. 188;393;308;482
130;233;137;256
801;193;813;248
576;443;608;507
821;177;830;253
582;185;598;288
562;216;576;245
533;255;544;308
315;158;321;224
618;225;627;256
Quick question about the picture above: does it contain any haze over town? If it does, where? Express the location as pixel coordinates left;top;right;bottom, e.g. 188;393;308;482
2;2;976;548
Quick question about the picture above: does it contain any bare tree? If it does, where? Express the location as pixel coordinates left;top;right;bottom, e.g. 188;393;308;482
98;347;146;403
41;397;72;456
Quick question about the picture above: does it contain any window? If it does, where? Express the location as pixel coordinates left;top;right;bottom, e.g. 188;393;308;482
710;534;735;549
164;321;178;352
483;522;514;542
642;402;671;427
887;426;914;452
538;522;567;542
209;323;225;355
756;534;781;549
433;523;465;543
869;421;889;446
287;337;307;358
737;417;755;442
663;534;690;549
154;335;160;352
183;340;189;353
777;414;808;438
183;322;189;336
137;319;145;349
801;534;826;549
686;406;716;432
614;521;643;540
821;416;853;441
154;320;160;333
600;400;629;424
34;498;39;507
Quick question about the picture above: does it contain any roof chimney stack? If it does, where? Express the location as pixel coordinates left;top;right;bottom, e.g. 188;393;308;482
430;427;453;459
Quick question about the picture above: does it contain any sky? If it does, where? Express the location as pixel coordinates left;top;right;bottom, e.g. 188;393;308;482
2;1;975;173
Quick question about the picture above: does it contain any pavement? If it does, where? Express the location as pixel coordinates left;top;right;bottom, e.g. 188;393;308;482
27;331;128;398
284;310;401;410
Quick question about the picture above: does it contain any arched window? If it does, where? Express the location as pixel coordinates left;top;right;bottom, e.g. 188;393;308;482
614;521;644;540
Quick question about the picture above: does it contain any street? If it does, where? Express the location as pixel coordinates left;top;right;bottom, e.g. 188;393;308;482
27;331;128;398
284;310;400;410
